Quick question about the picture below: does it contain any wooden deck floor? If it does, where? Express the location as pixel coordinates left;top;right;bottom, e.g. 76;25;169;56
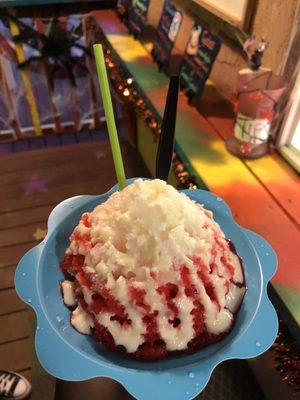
0;136;266;400
0;136;150;378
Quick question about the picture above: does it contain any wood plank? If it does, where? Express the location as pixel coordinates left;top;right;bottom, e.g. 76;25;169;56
0;159;111;198
20;371;57;400
16;368;32;379
0;222;47;248
0;177;111;214
0;265;16;289
0;205;54;230
30;375;57;400
0;310;30;344
0;132;114;172
202;110;300;225
0;148;149;214
0;140;143;188
0;288;26;315
0;140;100;172
0;337;32;371
0;147;110;186
0;242;36;269
0;143;93;177
245;155;300;224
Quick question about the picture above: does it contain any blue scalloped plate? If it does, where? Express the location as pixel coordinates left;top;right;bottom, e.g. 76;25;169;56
15;178;278;400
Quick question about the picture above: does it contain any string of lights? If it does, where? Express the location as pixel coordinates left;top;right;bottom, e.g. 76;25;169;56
85;16;200;191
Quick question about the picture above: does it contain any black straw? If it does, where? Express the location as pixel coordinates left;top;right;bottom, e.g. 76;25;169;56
155;75;179;181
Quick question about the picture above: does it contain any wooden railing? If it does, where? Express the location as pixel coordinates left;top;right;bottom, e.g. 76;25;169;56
0;10;120;141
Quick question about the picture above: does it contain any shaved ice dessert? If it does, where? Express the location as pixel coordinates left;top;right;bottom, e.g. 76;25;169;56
60;179;246;360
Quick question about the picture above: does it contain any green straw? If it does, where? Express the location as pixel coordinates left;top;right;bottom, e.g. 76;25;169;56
93;44;126;189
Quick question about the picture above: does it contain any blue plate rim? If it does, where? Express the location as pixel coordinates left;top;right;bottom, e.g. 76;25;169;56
15;178;278;400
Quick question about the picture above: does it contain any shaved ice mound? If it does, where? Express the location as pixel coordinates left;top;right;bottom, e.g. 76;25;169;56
60;179;246;360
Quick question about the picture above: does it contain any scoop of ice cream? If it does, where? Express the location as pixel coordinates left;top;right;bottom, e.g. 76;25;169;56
61;179;246;359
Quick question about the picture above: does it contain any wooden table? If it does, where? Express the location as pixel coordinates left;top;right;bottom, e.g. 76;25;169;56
93;10;300;330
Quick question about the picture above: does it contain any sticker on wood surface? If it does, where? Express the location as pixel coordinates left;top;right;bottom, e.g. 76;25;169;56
95;150;105;159
128;0;150;37
151;1;182;70
180;21;221;104
32;227;47;241
25;173;48;195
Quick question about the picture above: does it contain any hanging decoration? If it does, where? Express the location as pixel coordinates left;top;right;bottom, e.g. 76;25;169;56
7;14;91;88
0;14;106;139
243;36;268;71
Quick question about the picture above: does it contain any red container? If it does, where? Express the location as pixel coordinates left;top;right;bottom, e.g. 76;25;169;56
226;69;287;159
236;69;287;120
